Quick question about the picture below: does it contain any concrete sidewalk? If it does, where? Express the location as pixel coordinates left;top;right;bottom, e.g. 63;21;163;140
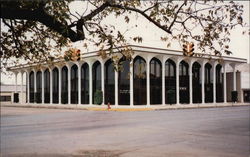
1;102;249;111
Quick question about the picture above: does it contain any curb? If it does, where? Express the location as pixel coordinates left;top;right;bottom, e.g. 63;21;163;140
1;103;249;112
87;108;154;112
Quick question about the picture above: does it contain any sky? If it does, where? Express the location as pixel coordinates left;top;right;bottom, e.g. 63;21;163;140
1;1;249;85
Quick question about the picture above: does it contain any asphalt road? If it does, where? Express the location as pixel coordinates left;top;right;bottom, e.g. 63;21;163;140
1;106;250;157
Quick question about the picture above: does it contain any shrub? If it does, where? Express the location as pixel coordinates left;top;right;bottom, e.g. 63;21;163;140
94;90;103;105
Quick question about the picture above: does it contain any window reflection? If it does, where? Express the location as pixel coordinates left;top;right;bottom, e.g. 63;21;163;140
44;69;50;103
118;57;130;105
29;71;35;103
93;61;102;104
105;59;115;104
61;66;68;104
52;68;59;103
165;59;176;104
71;64;78;104
150;58;162;104
133;56;147;105
192;62;201;103
36;71;42;103
179;61;189;104
216;64;223;102
81;63;89;104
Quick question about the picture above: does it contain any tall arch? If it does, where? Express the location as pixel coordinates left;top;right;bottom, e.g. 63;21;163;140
92;61;102;104
29;71;35;103
192;62;201;103
61;66;68;104
81;63;89;104
52;68;59;103
71;64;78;104
104;59;115;104
216;64;223;102
118;57;130;105
179;60;189;104
44;69;50;103
150;57;162;104
205;63;213;102
133;56;147;105
165;59;176;104
36;71;42;103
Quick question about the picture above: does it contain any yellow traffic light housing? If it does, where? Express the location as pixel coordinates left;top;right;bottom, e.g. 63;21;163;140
183;42;194;56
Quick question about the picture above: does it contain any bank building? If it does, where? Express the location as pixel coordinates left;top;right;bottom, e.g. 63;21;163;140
7;45;250;107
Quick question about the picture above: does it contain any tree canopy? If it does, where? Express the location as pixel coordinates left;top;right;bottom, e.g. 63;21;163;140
1;0;249;67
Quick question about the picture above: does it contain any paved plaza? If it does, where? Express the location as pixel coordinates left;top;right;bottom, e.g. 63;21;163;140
1;106;249;157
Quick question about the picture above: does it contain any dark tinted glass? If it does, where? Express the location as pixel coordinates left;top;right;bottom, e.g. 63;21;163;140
150;58;162;104
81;63;89;104
71;64;78;104
133;56;146;105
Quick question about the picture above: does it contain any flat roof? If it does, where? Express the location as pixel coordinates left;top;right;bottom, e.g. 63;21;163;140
7;45;248;71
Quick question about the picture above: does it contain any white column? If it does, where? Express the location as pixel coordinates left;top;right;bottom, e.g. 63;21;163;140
176;61;180;105
41;70;44;104
115;68;118;106
233;65;236;91
89;63;93;105
223;64;227;103
50;69;53;104
34;70;37;103
130;60;134;106
27;71;30;103
78;64;81;105
189;62;193;104
213;64;216;103
58;67;62;104
146;59;150;106
101;61;105;105
21;72;23;104
68;66;71;104
162;59;165;105
201;63;205;104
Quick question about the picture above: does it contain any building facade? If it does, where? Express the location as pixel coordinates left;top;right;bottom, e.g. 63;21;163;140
0;84;26;103
8;45;248;107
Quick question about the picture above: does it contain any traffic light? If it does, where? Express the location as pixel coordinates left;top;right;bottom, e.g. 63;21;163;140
183;42;194;56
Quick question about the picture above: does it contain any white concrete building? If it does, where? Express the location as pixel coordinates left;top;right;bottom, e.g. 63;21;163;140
0;84;26;103
7;45;249;107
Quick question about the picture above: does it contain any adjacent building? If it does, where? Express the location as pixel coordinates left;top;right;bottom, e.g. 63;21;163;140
0;84;26;103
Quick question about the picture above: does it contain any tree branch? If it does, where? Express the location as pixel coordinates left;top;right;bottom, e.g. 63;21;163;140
1;6;84;42
108;3;172;34
168;0;187;31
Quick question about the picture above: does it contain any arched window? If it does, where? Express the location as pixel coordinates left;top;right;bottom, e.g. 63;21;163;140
105;59;115;104
61;66;68;104
29;71;35;103
205;63;213;102
216;64;223;102
92;61;102;104
44;69;50;103
81;63;89;104
133;56;146;105
165;59;176;104
192;62;201;103
71;64;78;104
150;58;162;104
118;57;130;105
36;71;42;103
52;68;59;104
179;60;189;104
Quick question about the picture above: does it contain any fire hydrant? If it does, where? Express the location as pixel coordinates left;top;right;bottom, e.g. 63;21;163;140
107;102;111;110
